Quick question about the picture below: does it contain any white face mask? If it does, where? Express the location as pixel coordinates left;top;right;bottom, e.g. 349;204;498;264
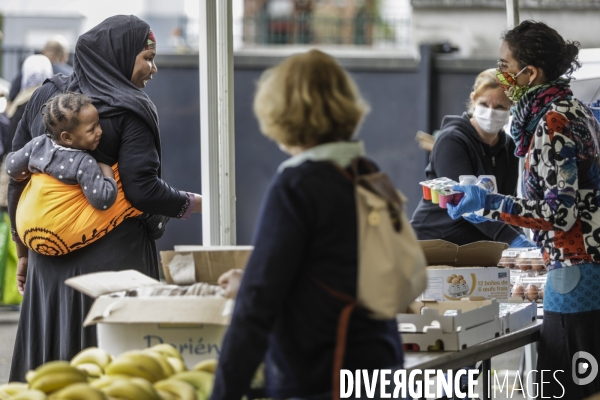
473;104;510;135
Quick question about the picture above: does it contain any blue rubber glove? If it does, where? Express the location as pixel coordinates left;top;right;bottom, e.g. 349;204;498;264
446;185;488;220
510;234;537;248
462;213;489;224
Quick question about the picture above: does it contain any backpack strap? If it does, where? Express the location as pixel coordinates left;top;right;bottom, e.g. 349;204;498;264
330;157;404;232
310;277;357;400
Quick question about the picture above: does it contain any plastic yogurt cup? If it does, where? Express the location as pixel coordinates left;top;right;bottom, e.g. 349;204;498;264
422;185;432;200
431;189;440;204
476;177;496;192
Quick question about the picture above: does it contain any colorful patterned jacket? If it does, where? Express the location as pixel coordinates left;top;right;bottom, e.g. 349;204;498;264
476;98;600;270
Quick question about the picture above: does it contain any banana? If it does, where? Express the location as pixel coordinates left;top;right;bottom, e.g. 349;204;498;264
105;354;166;383
156;389;177;400
192;359;217;374
0;390;10;400
30;371;88;394
153;379;196;400
25;370;37;384
171;371;214;398
0;382;29;396
48;383;107;400
142;351;175;377
29;361;86;387
110;352;167;382
148;344;183;360
11;389;48;400
100;378;158;400
89;375;128;390
250;363;265;389
75;363;104;378
166;357;187;374
129;378;161;400
70;347;112;370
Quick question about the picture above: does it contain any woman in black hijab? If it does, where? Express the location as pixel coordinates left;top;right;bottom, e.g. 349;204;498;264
7;15;202;381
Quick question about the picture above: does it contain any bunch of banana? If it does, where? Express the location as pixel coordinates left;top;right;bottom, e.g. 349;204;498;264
169;371;214;400
144;344;187;374
97;377;161;400
70;347;112;379
105;351;167;383
26;361;88;394
192;360;217;374
48;383;107;400
0;382;29;398
154;379;196;400
10;389;47;400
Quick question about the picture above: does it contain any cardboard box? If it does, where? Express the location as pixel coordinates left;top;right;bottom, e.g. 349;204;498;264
398;299;502;351
66;247;251;368
160;246;252;285
419;240;508;267
418;240;510;301
421;266;510;301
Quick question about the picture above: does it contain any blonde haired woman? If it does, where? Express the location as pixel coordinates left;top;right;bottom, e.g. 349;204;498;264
411;68;533;248
210;49;404;399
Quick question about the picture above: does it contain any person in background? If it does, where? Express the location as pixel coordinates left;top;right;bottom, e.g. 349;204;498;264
8;15;202;382
6;55;54;147
411;68;534;248
448;20;600;399
7;36;73;104
210;49;403;399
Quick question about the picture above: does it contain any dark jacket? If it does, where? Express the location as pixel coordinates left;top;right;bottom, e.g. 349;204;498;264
411;112;522;245
210;160;403;399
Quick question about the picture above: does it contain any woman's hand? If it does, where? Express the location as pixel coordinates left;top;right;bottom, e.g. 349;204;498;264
218;269;244;299
447;185;488;219
16;257;28;295
97;162;115;180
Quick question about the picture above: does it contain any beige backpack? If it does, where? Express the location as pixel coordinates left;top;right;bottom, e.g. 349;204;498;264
351;158;428;319
324;158;428;400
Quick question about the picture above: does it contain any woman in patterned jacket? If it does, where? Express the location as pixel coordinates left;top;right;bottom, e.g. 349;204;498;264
447;21;600;398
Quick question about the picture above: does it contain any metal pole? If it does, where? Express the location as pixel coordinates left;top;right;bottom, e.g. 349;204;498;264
506;0;519;29
199;0;237;245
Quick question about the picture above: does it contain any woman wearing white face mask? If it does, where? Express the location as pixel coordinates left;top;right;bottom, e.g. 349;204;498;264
411;68;534;248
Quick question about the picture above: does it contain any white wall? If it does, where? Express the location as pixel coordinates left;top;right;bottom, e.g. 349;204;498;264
412;8;600;57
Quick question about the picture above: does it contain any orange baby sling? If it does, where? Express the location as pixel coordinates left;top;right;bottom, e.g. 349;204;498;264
16;164;142;256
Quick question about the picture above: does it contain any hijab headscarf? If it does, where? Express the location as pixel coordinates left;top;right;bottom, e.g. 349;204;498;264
21;55;53;91
6;55;53;118
50;15;160;141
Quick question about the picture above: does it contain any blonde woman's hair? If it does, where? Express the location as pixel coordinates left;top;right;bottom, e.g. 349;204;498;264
253;49;370;147
467;68;503;115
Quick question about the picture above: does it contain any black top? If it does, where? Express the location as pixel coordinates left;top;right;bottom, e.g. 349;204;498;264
410;113;522;245
211;161;403;399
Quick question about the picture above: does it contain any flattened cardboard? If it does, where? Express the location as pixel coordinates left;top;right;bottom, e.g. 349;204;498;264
65;270;161;298
160;247;252;285
419;240;508;267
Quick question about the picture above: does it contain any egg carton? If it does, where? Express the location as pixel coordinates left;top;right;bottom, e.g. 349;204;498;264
401;317;502;352
499;301;537;334
397;299;499;334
